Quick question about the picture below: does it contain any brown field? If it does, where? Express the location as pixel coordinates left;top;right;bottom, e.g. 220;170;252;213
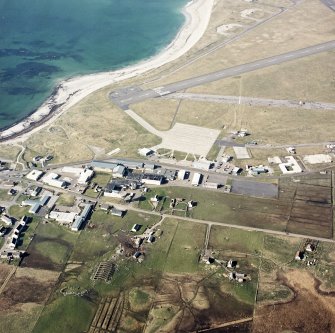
279;173;333;238
253;270;335;333
0;267;59;313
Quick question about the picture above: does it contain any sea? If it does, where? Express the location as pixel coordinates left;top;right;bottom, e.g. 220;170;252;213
0;0;186;129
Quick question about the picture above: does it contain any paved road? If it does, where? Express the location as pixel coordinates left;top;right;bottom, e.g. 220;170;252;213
320;0;335;11
111;40;335;108
166;93;335;110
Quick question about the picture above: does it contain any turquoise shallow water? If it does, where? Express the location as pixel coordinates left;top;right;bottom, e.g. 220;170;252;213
0;0;186;129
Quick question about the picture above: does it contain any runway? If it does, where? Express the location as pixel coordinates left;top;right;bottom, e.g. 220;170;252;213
111;40;335;108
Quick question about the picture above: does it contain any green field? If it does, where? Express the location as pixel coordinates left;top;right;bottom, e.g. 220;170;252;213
32;296;96;333
57;193;75;207
164;220;206;273
138;186;288;232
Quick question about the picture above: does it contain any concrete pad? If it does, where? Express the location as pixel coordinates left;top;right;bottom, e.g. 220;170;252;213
303;154;332;164
154;123;220;156
125;109;220;156
233;146;251;159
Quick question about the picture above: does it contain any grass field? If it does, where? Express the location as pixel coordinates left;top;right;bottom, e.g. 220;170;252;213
32;296;96;333
57;193;75;207
138;186;289;232
164;219;206;273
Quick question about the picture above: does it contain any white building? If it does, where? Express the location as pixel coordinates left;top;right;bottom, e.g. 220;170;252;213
279;156;302;174
192;173;202;186
78;169;94;184
138;148;154;157
177;169;187;180
26;169;44;181
49;211;77;224
43;173;66;188
192;160;212;171
112;165;126;178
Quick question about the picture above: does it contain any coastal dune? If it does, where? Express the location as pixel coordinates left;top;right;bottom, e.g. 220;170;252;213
0;0;214;143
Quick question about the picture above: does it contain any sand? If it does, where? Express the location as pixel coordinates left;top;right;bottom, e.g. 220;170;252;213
0;0;214;144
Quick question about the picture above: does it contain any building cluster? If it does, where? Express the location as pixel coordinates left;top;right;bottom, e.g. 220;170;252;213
295;240;318;266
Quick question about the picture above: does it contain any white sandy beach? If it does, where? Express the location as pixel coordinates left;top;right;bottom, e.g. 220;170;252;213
0;0;214;143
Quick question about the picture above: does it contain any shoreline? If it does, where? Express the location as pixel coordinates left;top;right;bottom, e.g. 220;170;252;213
0;0;214;144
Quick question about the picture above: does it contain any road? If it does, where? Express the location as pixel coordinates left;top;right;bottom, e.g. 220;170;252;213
165;93;335;110
111;40;335;108
320;0;335;11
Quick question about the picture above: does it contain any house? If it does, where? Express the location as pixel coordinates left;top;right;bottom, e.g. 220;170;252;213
9;237;18;250
111;208;126;217
229;272;247;283
187;201;196;208
0;226;7;237
232;167;242;175
286;147;296;154
147;235;155;243
26;169;44;181
7;188;16;196
138;148;154;157
295;251;305;260
1;215;12;226
131;224;142;232
150;195;160;203
133;251;142;259
227;259;237;268
305;243;316;252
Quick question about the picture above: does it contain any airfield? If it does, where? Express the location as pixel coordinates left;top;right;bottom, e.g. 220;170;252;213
0;0;335;332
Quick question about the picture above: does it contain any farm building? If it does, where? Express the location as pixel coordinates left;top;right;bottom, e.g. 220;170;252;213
131;224;141;232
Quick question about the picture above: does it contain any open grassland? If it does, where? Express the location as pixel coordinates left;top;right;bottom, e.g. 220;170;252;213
131;98;179;131
148;0;335;87
189;51;335;103
32;296;96;333
91;172;112;187
0;304;44;333
16;86;160;164
0;144;20;161
132;95;335;146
